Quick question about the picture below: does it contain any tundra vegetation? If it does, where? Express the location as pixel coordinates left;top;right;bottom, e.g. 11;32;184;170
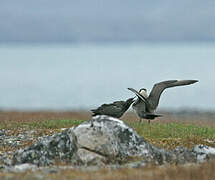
0;111;215;180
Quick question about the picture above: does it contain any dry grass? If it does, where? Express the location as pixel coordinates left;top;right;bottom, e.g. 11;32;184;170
0;111;90;128
0;160;215;180
1;110;215;128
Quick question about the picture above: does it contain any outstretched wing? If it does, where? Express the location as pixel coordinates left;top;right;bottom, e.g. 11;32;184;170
147;80;198;110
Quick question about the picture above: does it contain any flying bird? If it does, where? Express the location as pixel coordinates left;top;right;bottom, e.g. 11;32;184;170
128;80;198;124
91;97;135;118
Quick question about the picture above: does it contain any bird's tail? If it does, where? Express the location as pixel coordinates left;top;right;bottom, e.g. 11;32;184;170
153;114;162;117
145;113;162;119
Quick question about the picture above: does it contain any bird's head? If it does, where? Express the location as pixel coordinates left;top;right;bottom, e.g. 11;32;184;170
139;88;148;98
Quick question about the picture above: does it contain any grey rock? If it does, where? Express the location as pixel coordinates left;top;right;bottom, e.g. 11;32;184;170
13;128;79;166
1;163;38;173
13;163;37;172
73;115;157;164
0;130;6;136
192;144;215;162
74;115;205;165
172;146;197;164
0;152;12;166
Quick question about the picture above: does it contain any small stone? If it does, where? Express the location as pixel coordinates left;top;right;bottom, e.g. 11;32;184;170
0;130;5;136
13;163;37;172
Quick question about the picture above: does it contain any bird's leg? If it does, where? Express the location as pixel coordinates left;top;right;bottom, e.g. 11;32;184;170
148;120;151;133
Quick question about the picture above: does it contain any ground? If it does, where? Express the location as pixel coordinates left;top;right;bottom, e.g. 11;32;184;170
0;110;215;179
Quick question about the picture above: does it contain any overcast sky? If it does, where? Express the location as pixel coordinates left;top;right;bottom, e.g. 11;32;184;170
0;0;215;42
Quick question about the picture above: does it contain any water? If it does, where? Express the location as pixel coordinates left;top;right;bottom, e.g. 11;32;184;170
0;43;214;110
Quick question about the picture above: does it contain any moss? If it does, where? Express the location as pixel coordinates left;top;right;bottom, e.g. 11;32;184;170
125;121;215;149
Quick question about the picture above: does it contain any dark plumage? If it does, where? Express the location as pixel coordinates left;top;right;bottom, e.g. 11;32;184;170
128;80;198;123
91;97;135;118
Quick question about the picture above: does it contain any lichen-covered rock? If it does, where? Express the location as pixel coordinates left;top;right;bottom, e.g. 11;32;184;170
13;129;79;166
72;115;155;164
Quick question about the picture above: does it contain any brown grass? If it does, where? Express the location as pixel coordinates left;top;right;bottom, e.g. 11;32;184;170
0;160;215;180
1;110;215;127
0;111;91;124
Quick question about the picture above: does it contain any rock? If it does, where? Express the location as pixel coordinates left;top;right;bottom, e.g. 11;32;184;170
71;115;194;165
172;146;197;164
192;144;215;162
13;128;79;166
0;153;12;166
13;163;37;172
72;115;155;164
0;130;6;136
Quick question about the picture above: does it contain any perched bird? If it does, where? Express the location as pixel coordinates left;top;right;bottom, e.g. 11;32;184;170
91;97;135;118
128;80;198;124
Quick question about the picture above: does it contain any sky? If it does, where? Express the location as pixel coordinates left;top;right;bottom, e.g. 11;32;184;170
0;0;215;42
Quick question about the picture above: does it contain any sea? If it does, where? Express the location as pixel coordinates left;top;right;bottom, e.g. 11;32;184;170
0;42;214;111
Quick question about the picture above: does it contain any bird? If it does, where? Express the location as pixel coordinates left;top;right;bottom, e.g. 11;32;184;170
128;80;198;124
91;97;135;118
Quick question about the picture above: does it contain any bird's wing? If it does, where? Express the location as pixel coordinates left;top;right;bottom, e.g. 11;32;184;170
168;80;198;87
91;102;122;116
147;80;198;110
127;88;148;104
91;103;108;111
112;101;124;106
103;104;122;112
